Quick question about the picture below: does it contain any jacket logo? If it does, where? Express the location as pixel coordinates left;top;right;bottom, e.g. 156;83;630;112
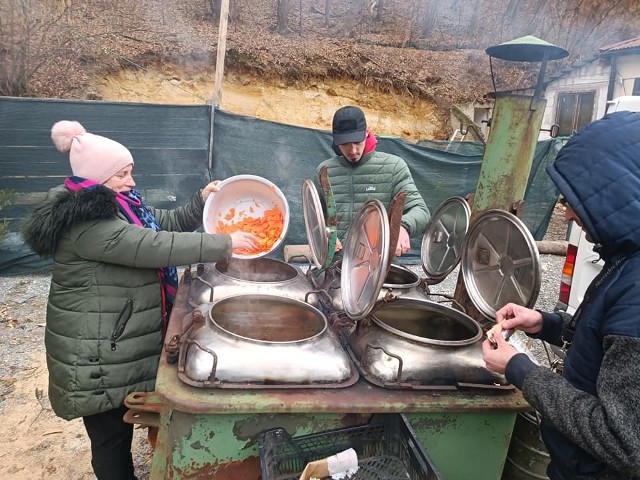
365;186;376;192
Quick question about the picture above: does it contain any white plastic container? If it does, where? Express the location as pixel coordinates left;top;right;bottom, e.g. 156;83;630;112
202;174;290;259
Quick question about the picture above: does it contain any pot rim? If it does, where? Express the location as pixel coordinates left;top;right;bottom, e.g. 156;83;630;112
213;258;302;284
382;264;421;289
370;298;483;347
207;293;328;344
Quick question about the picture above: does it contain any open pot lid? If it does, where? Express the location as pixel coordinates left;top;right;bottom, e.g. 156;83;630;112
461;209;541;320
341;199;390;321
301;179;337;270
421;196;471;283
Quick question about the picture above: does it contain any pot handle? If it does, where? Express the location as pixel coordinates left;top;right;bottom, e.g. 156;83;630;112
178;338;219;386
363;344;404;383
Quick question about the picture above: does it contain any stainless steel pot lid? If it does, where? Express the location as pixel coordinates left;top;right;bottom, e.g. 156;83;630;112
340;200;390;320
301;179;337;270
421;196;471;283
461;209;541;320
341;199;390;320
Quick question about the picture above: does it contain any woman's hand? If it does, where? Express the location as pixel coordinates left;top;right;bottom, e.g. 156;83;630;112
229;231;259;250
201;180;221;202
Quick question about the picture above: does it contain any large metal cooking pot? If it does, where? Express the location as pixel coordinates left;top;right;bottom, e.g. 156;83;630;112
325;200;538;390
345;297;506;388
307;195;471;312
188;258;317;307
202;174;290;259
179;294;357;388
320;262;431;311
379;264;430;300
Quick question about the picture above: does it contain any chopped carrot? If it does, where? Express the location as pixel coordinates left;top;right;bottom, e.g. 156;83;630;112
216;206;285;256
224;207;235;221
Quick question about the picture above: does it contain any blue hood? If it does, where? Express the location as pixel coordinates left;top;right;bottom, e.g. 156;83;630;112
546;111;640;260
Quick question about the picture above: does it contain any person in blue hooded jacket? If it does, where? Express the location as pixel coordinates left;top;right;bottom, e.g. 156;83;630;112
482;111;640;480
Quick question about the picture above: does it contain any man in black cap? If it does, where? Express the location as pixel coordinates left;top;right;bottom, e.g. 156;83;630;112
314;105;430;257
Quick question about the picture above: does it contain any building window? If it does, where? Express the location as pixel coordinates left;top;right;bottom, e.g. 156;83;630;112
633;78;640;96
555;91;595;136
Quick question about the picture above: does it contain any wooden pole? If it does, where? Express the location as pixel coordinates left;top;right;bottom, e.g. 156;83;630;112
212;0;230;107
209;0;229;171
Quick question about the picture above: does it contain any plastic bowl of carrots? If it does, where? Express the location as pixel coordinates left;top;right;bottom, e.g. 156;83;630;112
203;175;290;259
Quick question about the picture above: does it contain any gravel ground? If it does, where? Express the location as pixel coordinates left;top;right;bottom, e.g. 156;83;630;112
0;273;153;479
0;273;51;412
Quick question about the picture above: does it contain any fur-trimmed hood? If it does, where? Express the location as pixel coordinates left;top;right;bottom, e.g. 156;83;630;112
22;185;119;257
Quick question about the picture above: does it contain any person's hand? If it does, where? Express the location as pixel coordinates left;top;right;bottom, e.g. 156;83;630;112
482;332;519;374
395;226;411;256
229;231;259;250
494;303;543;335
201;180;221;202
334;238;343;252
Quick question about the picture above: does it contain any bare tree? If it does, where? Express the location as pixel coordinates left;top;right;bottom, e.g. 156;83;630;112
324;0;330;27
206;0;239;21
468;0;483;40
277;0;291;34
420;0;440;39
205;0;222;20
563;0;626;53
375;0;384;21
0;0;72;96
401;0;421;47
504;0;522;22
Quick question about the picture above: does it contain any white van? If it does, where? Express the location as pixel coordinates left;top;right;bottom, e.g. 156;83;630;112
606;95;640;113
554;96;640;314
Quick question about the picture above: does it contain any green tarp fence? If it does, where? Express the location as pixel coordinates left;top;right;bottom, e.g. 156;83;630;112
0;97;561;276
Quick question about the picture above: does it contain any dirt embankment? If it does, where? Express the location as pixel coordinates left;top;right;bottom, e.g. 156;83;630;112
95;67;448;142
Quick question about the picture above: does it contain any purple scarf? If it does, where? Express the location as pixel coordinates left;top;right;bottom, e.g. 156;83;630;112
65;177;178;333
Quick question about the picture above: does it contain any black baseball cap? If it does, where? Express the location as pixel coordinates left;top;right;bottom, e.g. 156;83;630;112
332;106;367;145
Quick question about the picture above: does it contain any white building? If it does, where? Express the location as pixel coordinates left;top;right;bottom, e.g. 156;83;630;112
540;35;640;139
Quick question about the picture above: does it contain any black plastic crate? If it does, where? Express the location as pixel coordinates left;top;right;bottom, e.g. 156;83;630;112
258;414;442;480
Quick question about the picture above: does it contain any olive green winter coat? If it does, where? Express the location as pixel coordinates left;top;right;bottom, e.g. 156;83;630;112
315;150;430;241
22;185;232;420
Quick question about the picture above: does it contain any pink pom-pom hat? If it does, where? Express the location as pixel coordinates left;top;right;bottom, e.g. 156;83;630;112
51;120;134;184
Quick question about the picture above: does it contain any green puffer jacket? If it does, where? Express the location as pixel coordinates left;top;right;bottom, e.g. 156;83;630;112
315;150;430;241
21;185;232;420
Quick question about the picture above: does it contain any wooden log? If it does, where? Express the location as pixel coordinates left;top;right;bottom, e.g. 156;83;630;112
536;240;568;256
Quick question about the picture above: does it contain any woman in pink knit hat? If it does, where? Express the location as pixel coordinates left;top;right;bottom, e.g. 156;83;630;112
22;120;257;480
